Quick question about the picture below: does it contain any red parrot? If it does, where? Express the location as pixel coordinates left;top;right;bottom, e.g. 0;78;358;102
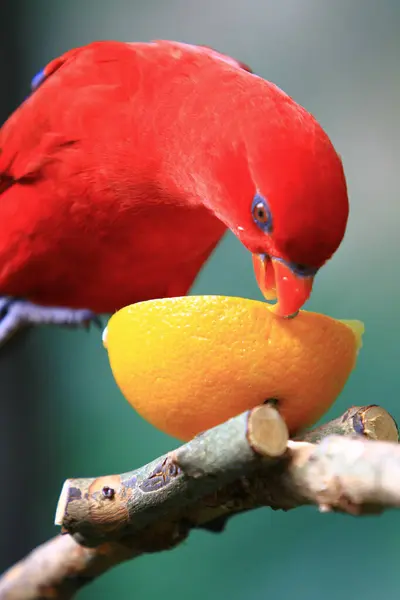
0;40;349;344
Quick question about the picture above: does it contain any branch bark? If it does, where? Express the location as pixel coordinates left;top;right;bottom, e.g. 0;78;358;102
0;404;398;600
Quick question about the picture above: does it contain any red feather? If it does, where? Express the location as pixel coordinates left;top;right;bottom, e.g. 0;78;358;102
0;40;348;313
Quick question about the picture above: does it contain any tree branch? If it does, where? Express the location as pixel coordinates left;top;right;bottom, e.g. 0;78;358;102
298;404;399;443
0;404;398;600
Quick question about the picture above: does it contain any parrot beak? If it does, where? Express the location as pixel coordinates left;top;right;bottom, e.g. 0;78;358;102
252;254;315;317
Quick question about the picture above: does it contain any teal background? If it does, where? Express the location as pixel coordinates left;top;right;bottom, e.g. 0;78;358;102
1;1;399;598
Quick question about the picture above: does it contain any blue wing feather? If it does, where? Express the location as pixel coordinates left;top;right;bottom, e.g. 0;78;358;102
30;68;46;92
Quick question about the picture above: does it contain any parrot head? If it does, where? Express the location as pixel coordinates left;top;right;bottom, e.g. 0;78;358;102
221;100;349;318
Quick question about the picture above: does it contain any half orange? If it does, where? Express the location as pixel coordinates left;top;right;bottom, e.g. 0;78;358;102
103;296;363;440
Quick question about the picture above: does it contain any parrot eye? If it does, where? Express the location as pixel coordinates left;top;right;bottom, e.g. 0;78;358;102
253;202;268;223
251;193;273;233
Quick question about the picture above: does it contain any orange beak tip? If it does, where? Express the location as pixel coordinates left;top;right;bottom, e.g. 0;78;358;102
271;260;314;317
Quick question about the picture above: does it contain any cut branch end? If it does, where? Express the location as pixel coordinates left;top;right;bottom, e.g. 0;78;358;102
247;404;289;456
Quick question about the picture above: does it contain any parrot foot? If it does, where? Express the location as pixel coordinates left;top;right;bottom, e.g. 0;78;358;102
0;297;102;345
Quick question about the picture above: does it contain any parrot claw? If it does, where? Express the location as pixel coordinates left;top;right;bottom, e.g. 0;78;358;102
0;297;102;346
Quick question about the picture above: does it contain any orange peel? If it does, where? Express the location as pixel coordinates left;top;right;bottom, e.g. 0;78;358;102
103;295;363;440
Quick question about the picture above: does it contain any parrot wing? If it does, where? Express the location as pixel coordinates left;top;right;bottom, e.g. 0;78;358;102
0;44;109;192
152;40;253;74
0;40;245;311
0;47;83;196
30;41;254;95
0;39;253;195
29;47;85;93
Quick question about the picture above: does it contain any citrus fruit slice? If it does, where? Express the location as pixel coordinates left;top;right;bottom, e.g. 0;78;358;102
103;296;363;440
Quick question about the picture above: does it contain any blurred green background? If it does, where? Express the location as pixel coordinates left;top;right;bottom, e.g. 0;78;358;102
1;0;399;598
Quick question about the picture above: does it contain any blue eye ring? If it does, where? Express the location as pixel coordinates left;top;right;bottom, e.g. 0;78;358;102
251;193;273;233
